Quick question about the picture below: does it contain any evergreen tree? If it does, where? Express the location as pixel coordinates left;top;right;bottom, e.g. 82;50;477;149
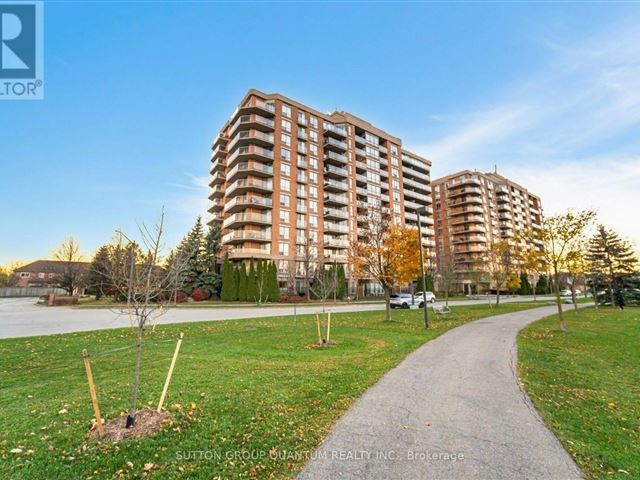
86;245;111;299
247;259;256;302
336;264;347;299
255;260;265;303
237;263;247;301
220;253;235;301
535;275;548;295
587;224;638;306
518;272;532;295
270;262;280;302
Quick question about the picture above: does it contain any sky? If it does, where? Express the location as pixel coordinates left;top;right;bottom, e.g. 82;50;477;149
1;1;639;264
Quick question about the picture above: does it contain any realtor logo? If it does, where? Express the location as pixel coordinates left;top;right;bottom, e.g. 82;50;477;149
0;1;43;99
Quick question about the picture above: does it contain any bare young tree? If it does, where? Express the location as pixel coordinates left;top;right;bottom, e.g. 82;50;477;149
53;237;85;296
299;232;317;301
435;246;457;308
108;210;188;427
481;239;515;307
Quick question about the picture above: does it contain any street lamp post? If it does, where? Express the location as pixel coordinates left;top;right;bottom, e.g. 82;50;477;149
417;207;429;329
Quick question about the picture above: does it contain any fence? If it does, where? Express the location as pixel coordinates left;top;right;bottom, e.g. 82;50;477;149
0;287;66;298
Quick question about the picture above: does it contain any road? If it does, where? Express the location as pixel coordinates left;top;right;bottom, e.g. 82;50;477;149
0;296;555;339
297;304;583;480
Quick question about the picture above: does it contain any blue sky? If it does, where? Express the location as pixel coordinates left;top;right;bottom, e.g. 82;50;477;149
1;1;639;264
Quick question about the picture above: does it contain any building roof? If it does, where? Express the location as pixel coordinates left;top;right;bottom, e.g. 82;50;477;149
14;260;89;274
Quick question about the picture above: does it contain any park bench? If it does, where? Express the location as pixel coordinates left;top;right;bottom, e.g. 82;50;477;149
432;304;451;315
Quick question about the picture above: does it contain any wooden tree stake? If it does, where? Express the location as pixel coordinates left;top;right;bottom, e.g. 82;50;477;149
326;311;331;342
316;313;322;344
82;349;104;438
157;333;184;413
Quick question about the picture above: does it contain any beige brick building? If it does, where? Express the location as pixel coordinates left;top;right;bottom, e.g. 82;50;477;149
208;89;435;296
431;170;543;294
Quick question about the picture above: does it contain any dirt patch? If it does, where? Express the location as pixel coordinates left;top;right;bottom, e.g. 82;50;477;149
305;340;338;349
89;409;171;442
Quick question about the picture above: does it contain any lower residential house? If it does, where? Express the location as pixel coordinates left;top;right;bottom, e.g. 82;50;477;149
13;260;89;294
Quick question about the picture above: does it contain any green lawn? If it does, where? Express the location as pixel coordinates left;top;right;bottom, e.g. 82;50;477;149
519;307;640;479
1;302;541;480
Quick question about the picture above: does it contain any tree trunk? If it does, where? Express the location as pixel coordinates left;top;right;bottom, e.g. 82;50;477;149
384;287;392;322
496;286;501;306
127;324;144;427
608;265;615;307
553;267;566;332
445;288;449;308
570;282;578;313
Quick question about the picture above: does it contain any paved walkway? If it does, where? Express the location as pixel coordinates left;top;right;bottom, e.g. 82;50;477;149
298;305;584;480
0;296;553;339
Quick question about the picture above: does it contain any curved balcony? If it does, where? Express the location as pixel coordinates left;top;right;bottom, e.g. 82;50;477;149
223;212;272;229
231;97;275;123
450;206;483;216
227;161;274;183
324;208;349;220
229;113;275;137
324;221;349;234
449;186;482;197
323;123;347;139
226;177;273;197
227;129;275;152
223;195;273;214
208;185;224;200
403;177;431;193
227;247;272;260
452;235;488;244
450;215;485;226
209;171;226;187
222;229;271;244
227;144;274;167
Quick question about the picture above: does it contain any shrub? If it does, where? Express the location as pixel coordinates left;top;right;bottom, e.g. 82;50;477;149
191;287;208;302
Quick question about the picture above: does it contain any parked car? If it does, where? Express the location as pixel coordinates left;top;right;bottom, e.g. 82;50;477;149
559;289;572;297
390;293;413;309
413;291;436;307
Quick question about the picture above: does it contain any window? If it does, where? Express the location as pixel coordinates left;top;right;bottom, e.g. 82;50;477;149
394;204;401;213
366;145;379;157
392;168;399;178
279;242;289;256
281;178;290;191
297;199;306;212
280;194;290;207
296;213;306;227
282;104;291;118
367;158;379;170
392;179;400;189
20;272;29;278
309;130;318;142
280;163;291;176
310;116;318;129
281;148;291;161
309;215;318;227
393;191;401;201
309;230;318;242
309;157;318;170
297;111;306;123
297;185;306;198
391;144;398;154
38;273;45;279
367;184;381;195
391;156;399;167
279;226;289;240
281;119;291;132
281;133;291;146
280;210;290;224
365;132;379;144
309;186;318;199
309;200;318;213
367;171;380;183
309;144;318;155
309;171;318;184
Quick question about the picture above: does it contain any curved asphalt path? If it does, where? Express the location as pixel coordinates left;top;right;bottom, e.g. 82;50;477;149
297;304;584;480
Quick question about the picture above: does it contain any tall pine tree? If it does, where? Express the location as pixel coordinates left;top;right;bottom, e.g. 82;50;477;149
237;263;247;301
220;253;234;301
247;259;256;302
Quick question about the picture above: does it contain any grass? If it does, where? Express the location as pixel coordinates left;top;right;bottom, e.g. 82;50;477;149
0;302;542;479
518;307;640;479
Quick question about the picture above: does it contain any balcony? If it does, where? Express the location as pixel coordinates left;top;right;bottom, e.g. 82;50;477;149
403;189;431;202
208;185;224;200
323;123;347;138
324;164;348;178
356;186;369;197
324;137;348;152
227;129;274;152
227;161;274;182
223;195;273;213
401;154;430;173
297;130;308;141
223;212;272;229
297;158;307;169
226;177;273;197
209;159;226;175
233;97;275;119
297;143;307;155
324;208;348;220
323;253;348;263
227;247;272;260
229;113;275;136
354;134;366;145
222;229;271;244
324;150;348;165
227;144;274;167
378;145;388;155
499;212;513;220
355;173;367;184
208;200;223;213
297;115;308;126
210;171;226;186
452;235;488;244
324;238;350;249
324;178;348;192
449;206;483;216
451;225;487;234
211;145;226;161
449;186;481;197
296;189;307;199
324;193;348;206
325;222;349;234
402;166;430;183
496;185;510;194
296;172;307;184
448;195;483;207
450;215;485;226
405;211;417;221
355;147;366;158
403;177;431;192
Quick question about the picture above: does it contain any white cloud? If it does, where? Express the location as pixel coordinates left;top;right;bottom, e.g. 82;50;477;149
408;21;640;246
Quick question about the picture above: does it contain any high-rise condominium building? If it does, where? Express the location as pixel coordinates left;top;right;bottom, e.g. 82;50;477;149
431;170;543;294
208;89;434;296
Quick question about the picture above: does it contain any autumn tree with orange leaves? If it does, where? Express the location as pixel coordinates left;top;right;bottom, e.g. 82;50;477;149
350;205;421;321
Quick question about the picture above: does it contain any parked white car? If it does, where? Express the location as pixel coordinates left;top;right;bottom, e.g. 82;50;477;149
559;289;572;297
390;293;413;309
413;291;436;307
